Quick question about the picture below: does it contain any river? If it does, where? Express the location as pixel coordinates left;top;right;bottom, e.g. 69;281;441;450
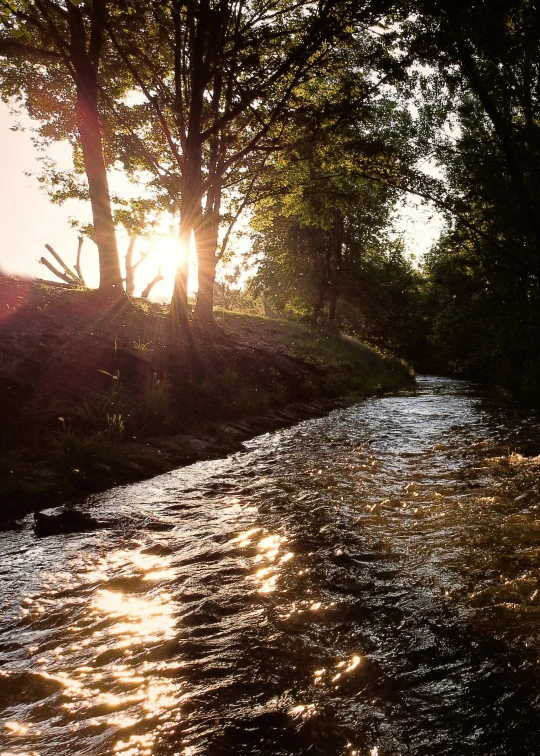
2;376;540;755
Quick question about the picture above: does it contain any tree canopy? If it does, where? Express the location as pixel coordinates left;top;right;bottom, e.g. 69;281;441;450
3;0;540;399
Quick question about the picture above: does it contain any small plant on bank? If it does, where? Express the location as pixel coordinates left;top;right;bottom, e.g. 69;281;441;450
133;337;153;352
79;379;136;434
140;374;173;431
106;413;125;442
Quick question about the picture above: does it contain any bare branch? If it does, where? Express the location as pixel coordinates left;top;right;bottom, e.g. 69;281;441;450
141;267;164;298
105;20;183;170
39;257;75;285
44;243;82;283
74;236;87;286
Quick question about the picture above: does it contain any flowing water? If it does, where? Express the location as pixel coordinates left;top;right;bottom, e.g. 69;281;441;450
3;376;540;756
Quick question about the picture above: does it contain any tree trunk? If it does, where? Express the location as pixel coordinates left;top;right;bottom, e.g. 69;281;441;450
328;212;344;322
193;196;220;329
141;268;164;299
75;84;123;297
65;0;122;297
75;237;86;286
171;56;205;333
193;246;217;328
311;277;329;326
171;214;191;332
124;236;136;296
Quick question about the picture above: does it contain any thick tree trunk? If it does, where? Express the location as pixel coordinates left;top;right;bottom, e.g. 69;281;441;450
171;68;204;333
328;212;344;322
171;214;191;332
311;277;329;326
193;246;217;328
193;205;220;328
76;85;123;297
62;0;123;297
124;236;136;296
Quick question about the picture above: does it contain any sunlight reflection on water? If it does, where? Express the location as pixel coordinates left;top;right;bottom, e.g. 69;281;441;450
3;378;540;754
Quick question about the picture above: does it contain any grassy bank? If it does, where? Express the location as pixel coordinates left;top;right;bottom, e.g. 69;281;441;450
0;275;414;520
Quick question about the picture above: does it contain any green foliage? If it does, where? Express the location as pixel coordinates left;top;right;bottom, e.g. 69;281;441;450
337;242;428;364
53;428;113;464
106;413;125;442
213;265;264;315
283;320;415;395
406;2;540;399
248;61;430;363
142;374;173;427
74;372;172;436
423;233;540;399
197;367;274;419
400;2;540;398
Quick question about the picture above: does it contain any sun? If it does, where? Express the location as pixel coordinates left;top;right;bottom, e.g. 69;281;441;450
135;232;198;301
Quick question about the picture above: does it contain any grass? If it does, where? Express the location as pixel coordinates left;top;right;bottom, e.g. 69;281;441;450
282;320;414;395
212;311;414;405
133;337;153;352
0;279;415;518
217;309;413;389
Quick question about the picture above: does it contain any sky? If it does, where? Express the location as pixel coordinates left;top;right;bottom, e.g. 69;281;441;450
0;101;186;299
0;101;97;283
0;100;445;295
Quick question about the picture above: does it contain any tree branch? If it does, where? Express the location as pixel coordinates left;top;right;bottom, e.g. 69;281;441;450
0;38;62;61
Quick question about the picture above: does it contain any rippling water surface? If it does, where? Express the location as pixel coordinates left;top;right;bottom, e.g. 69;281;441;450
3;377;540;755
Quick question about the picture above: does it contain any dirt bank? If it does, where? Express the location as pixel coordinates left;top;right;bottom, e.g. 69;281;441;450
0;274;414;521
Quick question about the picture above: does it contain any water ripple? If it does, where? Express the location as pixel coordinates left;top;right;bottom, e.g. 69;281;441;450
2;377;540;755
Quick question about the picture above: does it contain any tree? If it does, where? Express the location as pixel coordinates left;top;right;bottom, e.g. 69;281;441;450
0;0;125;295
406;1;540;396
250;75;418;330
105;0;405;330
114;198;163;297
407;0;540;270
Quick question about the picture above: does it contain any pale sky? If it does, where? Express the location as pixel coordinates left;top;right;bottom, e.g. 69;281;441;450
0;101;185;298
0;101;98;284
0;100;444;293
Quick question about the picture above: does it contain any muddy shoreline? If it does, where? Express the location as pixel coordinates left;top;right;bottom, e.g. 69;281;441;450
1;392;358;527
0;274;413;523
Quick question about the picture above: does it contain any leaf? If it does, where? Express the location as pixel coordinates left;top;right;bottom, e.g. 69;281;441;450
11;27;32;41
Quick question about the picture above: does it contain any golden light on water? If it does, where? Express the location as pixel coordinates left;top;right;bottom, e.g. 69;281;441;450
231;527;261;546
290;703;316;716
5;506;409;756
256;534;282;559
114;732;154;756
5;546;184;756
254;532;290;593
93;589;176;642
313;654;362;685
4;721;31;734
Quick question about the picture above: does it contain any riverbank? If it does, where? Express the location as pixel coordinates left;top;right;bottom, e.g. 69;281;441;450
0;274;414;521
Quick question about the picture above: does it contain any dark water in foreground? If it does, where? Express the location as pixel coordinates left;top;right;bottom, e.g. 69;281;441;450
2;377;540;755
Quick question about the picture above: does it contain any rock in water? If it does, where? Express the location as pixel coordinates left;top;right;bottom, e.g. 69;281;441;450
34;508;105;537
